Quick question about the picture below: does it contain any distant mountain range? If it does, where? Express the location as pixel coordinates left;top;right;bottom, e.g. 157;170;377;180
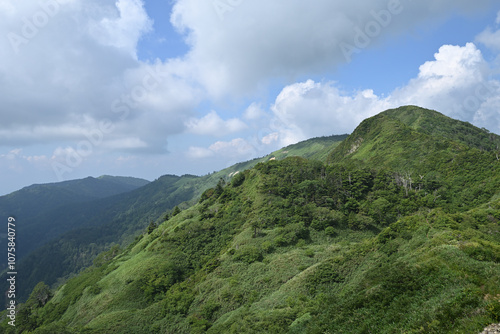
0;176;150;266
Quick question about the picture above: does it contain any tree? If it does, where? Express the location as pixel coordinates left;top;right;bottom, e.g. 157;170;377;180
147;221;158;234
214;178;226;197
27;282;52;309
172;206;181;216
232;172;245;187
370;197;391;223
325;226;336;238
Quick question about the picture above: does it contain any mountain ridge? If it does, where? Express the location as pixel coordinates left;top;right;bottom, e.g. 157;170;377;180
0;176;150;267
2;106;500;333
2;134;347;307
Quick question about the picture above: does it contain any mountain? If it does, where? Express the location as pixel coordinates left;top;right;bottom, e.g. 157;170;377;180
2;135;346;308
3;106;500;333
0;176;150;266
329;105;500;168
0;175;150;220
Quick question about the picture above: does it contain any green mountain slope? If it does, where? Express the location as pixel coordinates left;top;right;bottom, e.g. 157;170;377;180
382;105;500;151
190;134;348;198
329;106;500;170
4;106;499;333
4;135;346;308
2;174;198;305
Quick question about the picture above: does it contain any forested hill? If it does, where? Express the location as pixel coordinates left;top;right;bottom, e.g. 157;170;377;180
2;106;500;333
2;134;346;309
0;176;150;267
0;175;150;220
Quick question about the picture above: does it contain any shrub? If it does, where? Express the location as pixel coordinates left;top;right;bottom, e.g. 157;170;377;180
162;285;195;316
304;249;315;258
140;262;186;301
233;246;264;264
88;284;101;295
487;299;500;322
231;172;245;187
325;226;336;237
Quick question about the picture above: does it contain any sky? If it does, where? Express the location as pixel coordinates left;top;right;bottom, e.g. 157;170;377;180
1;0;500;195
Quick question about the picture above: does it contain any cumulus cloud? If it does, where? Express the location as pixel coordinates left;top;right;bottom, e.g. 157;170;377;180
266;43;500;147
269;80;389;146
391;43;491;118
185;111;247;136
87;0;153;57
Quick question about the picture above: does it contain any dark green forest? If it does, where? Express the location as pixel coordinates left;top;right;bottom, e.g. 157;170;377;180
0;176;150;267
1;106;499;333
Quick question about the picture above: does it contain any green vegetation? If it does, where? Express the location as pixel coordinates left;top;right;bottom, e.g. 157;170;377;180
2;135;346;308
2;106;499;333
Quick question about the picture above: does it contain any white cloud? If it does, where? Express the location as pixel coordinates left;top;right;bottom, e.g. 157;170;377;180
209;138;254;156
102;138;148;150
87;0;153;58
476;27;500;50
187;138;256;160
243;103;266;121
267;43;500;147
270;80;389;146
170;0;492;98
261;132;279;145
0;148;51;169
185;111;247;136
0;0;202;156
391;43;495;121
4;149;22;160
187;146;214;159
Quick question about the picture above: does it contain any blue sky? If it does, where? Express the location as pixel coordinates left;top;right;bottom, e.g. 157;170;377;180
1;0;500;195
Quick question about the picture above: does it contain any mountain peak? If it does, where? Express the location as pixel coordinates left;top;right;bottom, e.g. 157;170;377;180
328;105;500;167
380;105;500;150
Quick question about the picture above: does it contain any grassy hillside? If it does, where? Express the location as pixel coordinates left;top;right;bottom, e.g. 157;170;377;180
382;105;500;151
328;106;500;171
2;174;198;305
4;106;499;333
3;135;346;308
